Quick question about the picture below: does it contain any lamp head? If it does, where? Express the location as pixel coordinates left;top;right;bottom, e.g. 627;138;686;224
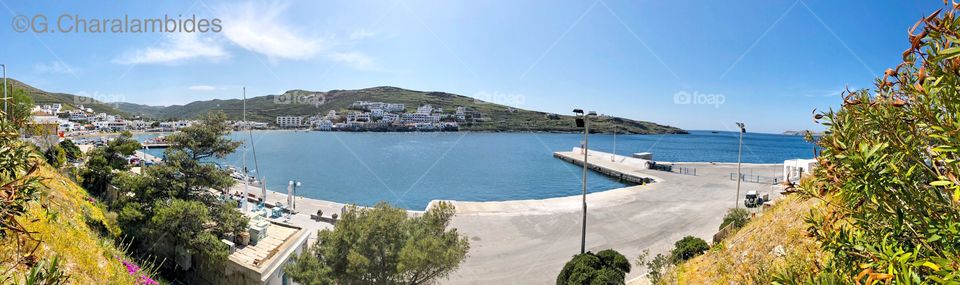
573;109;584;115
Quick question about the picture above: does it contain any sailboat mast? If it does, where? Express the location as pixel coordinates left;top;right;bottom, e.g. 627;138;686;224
242;87;249;211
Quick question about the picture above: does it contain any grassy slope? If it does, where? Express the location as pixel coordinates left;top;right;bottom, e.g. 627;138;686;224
0;164;136;284
121;86;687;134
661;195;826;284
7;78;127;116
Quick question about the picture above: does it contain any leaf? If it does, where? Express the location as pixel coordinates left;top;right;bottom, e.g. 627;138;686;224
933;47;960;61
927;234;941;243
922;261;941;272
930;180;953;187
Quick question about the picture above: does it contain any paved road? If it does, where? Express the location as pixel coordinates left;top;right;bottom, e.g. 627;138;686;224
444;150;783;284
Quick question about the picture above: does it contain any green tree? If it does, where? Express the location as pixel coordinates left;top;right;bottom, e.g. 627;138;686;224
163;111;240;198
58;139;82;161
669;236;708;263
79;149;114;196
101;111;249;276
44;145;66;168
286;201;470;285
4;87;34;127
719;208;750;230
145;199;230;266
556;249;631;285
799;5;960;282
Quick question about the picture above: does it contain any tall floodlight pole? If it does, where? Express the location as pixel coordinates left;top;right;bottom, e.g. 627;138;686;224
574;109;596;254
735;122;746;209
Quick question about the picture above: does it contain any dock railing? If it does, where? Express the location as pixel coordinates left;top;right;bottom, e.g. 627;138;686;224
650;163;697;176
729;173;783;185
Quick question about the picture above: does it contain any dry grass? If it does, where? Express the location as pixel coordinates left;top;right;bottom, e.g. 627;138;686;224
661;195;827;284
0;164;136;284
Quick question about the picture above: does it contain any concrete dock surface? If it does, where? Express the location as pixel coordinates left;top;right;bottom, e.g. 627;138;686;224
444;149;783;284
214;148;784;284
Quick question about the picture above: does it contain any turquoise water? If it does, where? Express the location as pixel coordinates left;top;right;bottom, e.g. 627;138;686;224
139;131;815;209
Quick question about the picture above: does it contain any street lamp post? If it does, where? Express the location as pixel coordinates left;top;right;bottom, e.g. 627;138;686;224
573;109;596;254
288;180;301;211
735;122;746;209
611;124;617;162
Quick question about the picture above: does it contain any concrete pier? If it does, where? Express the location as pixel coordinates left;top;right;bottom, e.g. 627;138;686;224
553;147;658;184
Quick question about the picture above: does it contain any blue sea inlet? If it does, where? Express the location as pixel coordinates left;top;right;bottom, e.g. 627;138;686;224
140;130;815;209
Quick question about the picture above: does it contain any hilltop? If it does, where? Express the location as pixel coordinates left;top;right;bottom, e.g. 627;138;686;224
5;78;126;115
9;80;685;134
116;86;686;134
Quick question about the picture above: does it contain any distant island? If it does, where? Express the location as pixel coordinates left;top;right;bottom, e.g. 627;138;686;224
782;130;822;136
12;78;686;134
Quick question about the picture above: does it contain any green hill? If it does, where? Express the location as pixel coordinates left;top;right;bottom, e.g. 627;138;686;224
120;86;686;134
6;78;127;115
8;79;685;134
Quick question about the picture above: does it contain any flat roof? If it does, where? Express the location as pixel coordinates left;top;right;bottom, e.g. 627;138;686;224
228;219;307;273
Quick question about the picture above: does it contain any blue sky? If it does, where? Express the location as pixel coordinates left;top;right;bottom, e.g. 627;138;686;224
0;0;943;133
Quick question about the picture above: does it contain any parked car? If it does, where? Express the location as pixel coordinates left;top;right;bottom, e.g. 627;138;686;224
744;190;764;208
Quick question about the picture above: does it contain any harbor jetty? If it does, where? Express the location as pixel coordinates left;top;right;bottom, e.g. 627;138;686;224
553;147;658;184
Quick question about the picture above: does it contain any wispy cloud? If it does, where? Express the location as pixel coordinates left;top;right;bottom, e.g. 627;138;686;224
217;1;322;60
214;1;378;69
349;29;377;40
188;85;219;91
33;61;76;74
113;33;229;65
329;51;376;70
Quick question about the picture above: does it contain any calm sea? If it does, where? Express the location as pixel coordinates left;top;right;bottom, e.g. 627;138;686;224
139;130;815;209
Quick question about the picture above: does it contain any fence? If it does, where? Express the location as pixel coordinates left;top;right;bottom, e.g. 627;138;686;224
729;173;783;185
650;163;697;176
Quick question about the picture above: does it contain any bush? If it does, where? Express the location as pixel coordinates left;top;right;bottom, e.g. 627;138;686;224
719;208;750;230
670;236;709;263
800;4;960;282
557;249;631;285
44;145;66;168
59;139;82;161
636;250;671;284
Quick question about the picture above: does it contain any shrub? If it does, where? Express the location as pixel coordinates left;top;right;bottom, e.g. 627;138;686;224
59;139;82;161
719;208;750;230
44;145;66;168
670;236;709;263
557;249;631;285
636;250;671;284
801;4;960;282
